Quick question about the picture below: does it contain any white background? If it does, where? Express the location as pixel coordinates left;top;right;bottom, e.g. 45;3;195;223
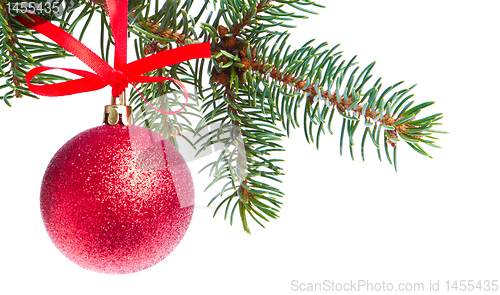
1;1;499;294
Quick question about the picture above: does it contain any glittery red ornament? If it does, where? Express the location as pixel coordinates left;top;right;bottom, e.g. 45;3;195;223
40;124;194;274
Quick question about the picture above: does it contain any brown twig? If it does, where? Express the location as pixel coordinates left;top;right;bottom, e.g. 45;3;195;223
247;57;408;146
87;0;107;11
141;19;188;49
84;0;188;53
231;0;274;37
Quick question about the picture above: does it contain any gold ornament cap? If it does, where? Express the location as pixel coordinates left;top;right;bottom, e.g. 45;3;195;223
103;93;133;126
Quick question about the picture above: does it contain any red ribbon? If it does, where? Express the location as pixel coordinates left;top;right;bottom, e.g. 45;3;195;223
15;0;211;115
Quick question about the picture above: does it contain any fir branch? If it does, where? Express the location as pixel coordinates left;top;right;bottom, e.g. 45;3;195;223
0;0;99;105
245;36;443;165
0;1;22;99
204;0;444;233
247;56;408;145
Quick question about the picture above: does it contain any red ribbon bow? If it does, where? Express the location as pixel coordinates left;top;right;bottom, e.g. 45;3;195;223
15;0;211;114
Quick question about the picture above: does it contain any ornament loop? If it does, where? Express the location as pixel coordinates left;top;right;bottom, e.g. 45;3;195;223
104;92;133;126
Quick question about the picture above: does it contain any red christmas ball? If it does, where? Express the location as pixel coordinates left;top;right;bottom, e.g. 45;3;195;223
40;124;194;274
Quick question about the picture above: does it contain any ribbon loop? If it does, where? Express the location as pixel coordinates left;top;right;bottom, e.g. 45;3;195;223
15;0;211;115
